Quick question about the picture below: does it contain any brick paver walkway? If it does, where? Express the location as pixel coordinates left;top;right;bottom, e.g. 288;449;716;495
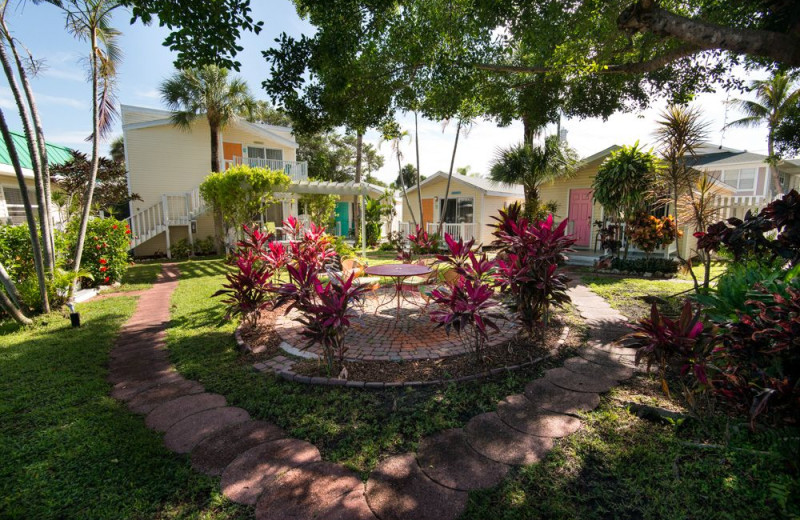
110;265;636;519
274;288;519;361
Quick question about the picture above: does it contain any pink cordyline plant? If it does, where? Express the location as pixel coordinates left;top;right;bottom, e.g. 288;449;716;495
491;202;575;339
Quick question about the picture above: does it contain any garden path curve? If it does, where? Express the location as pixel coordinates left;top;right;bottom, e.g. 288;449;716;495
109;264;637;520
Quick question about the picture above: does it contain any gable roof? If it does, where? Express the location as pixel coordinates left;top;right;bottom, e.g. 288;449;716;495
0;130;72;173
692;148;768;168
581;145;621;165
408;171;525;197
120;104;298;149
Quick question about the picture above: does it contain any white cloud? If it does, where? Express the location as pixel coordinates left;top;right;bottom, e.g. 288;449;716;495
134;88;161;100
45;130;91;146
0;87;85;109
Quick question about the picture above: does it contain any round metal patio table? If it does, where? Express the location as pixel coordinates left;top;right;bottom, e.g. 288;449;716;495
364;263;432;319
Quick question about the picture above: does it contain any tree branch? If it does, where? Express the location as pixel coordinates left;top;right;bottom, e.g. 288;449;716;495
618;1;800;67
473;45;704;75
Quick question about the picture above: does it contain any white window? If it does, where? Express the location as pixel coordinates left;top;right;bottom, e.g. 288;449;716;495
438;197;474;223
722;168;757;191
248;146;283;161
1;186;37;225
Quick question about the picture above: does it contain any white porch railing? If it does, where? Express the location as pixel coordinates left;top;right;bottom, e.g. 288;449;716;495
713;195;768;220
224;156;308;182
426;222;477;242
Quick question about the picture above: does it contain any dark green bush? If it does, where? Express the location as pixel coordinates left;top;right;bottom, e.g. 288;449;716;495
194;236;216;256
170;238;192;260
0;224;36;282
609;257;678;274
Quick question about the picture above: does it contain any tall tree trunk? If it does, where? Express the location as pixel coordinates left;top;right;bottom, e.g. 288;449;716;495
767;131;782;196
2;27;55;272
70;27;101;296
354;131;363;241
0;280;30;325
0;262;22;308
0;108;49;313
438;119;462;235
0;33;54;274
397;150;417;227
210;123;220;172
414;111;422;217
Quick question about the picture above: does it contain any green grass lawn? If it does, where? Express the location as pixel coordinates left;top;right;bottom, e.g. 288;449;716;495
462;388;799;520
166;259;565;476
0;295;247;519
582;274;689;320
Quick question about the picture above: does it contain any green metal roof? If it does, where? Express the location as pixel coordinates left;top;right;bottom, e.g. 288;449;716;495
0;130;73;170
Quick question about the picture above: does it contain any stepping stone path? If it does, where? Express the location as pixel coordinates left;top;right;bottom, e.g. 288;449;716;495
109;265;637;519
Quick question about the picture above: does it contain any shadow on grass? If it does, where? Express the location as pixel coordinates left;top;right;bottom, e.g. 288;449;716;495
0;296;245;520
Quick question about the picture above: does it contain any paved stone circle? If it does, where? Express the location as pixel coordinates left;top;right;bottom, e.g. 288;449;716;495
163;406;250;454
366;453;468;520
221;438;322;505
416;428;509;491
274;289;518;362
256;461;374;520
191;420;287;477
464;412;555;466
497;395;583;437
523;379;601;415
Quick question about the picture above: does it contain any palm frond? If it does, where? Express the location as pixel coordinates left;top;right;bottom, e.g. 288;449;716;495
85;79;117;141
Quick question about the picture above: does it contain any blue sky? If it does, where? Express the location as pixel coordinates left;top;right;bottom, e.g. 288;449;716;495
1;1;773;185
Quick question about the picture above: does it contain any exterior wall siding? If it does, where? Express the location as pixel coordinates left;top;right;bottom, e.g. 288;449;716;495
401;177;487;242
538;163;603;250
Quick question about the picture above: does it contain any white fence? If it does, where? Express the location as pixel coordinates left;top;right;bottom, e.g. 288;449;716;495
713;195;768;220
426;222;477;242
224;157;308;182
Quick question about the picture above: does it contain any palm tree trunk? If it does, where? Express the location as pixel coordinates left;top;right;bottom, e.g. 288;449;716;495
438;119;462;235
0;262;22;308
70;27;102;296
767;132;782;196
211;123;220;172
0;29;54;274
414;111;422;217
397;150;417;227
0;279;30;325
355;132;363;241
0;107;49;313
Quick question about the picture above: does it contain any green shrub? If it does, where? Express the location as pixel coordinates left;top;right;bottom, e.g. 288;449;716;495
609;257;678;274
694;259;784;322
0;223;36;282
194;236;216;256
332;236;355;258
67;217;131;287
170;238;192;260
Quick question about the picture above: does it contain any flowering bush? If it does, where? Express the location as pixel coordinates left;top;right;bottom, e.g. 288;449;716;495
491;203;574;337
627;213;681;255
68;217;131;287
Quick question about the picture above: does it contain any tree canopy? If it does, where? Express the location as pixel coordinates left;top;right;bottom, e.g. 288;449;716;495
267;0;800;143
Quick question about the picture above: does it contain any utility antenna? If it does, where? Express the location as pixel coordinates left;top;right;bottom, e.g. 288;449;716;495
719;92;730;149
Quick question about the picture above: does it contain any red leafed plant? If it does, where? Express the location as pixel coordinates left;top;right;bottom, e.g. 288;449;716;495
436;233;494;283
714;283;800;424
429;277;501;361
408;225;440;256
273;261;368;374
213;226;277;327
491;203;574;338
621;300;711;397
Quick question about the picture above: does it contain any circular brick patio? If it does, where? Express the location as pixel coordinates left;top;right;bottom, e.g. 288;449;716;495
273;288;519;362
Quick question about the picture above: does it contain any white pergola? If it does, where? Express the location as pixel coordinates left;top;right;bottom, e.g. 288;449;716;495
289;180;387;257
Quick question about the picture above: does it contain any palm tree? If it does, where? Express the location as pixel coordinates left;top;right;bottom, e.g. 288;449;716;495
490;136;580;221
726;72;800;195
51;0;123;295
380;122;417;226
160;65;254;173
653;104;709;263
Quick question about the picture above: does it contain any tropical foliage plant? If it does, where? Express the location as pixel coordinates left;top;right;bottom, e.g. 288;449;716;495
407;225;440;256
489;136;580;221
627;213;681;255
491;203;574;337
66;216;131;288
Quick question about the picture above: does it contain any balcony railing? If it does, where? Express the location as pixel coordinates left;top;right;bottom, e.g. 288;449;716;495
224;156;308;182
426;222;477;242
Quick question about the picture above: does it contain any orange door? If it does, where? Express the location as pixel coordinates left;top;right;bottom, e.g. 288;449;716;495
222;142;242;169
421;198;434;229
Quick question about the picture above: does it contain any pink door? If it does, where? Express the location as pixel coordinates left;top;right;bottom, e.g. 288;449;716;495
569;189;593;247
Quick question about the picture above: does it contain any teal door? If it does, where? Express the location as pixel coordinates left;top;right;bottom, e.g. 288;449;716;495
334;202;349;236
